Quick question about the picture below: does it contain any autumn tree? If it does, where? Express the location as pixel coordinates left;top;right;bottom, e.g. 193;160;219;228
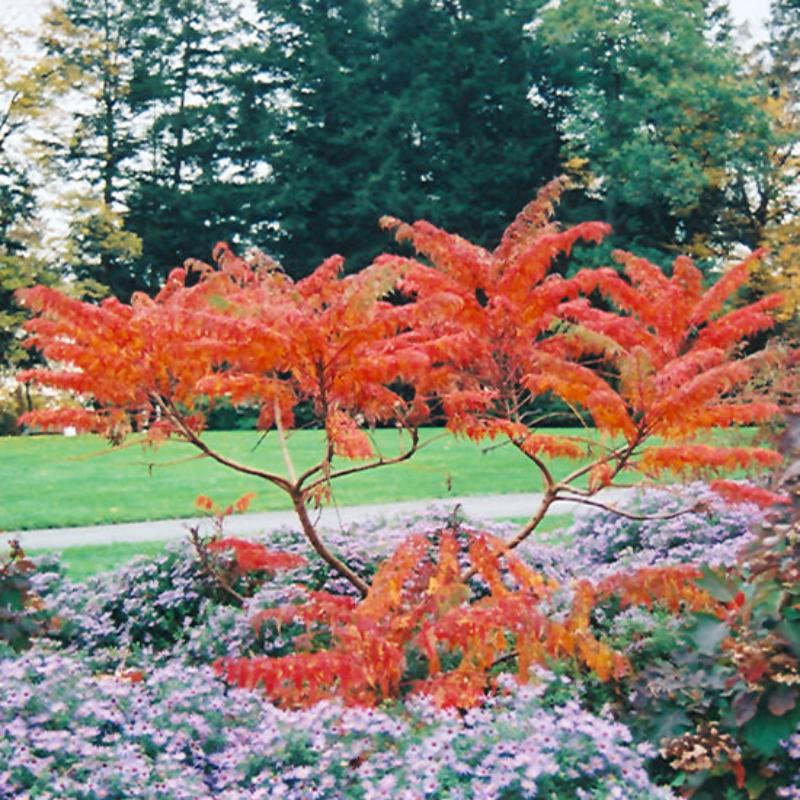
16;182;784;597
379;180;784;544
39;0;146;297
123;0;252;291
742;0;800;336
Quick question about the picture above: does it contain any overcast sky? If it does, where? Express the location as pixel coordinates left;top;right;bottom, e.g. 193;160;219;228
0;0;773;41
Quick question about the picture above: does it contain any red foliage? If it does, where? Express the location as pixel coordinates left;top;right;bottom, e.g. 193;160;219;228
709;479;791;509
216;530;715;709
380;181;783;485
206;538;307;574
17;184;783;490
14;183;784;599
17;249;426;460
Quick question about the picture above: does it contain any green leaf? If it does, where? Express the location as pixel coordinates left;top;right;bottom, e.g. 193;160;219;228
690;614;730;655
695;568;738;603
777;619;800;658
745;773;771;798
743;705;800;756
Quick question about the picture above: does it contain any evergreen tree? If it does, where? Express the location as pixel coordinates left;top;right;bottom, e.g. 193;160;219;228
239;0;561;274
234;0;388;274
124;0;250;291
378;0;561;250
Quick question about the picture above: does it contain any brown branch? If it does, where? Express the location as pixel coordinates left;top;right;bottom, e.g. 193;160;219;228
291;490;369;597
512;440;556;492
504;489;557;551
552;493;702;522
152;395;292;492
274;397;297;484
461;489;557;582
303;427;420;493
153;394;368;594
557;426;646;489
188;525;247;604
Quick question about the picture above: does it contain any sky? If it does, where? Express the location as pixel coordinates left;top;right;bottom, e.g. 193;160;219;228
728;0;771;38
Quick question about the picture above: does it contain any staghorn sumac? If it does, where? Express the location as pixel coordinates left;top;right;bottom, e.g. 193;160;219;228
16;180;784;595
215;526;722;710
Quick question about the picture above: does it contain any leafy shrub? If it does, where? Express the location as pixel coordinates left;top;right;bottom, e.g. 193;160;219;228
17;182;783;595
0;651;673;799
0;542;60;652
42;543;221;666
608;421;800;798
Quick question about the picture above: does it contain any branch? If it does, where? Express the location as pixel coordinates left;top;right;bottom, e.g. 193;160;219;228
460;489;557;582
504;489;557;551
188;525;247;605
303;427;420;492
558;426;646;488
512;440;556;492
274;397;297;484
154;395;370;595
552;493;702;522
291;491;370;596
152;395;292;492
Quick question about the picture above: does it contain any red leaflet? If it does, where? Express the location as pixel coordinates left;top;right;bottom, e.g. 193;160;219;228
206;538;306;573
709;480;791;509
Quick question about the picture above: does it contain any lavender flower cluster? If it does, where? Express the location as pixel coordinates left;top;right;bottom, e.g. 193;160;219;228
36;507;481;667
778;728;800;799
3;485;775;798
0;651;673;799
555;482;765;579
39;544;219;669
31;487;763;670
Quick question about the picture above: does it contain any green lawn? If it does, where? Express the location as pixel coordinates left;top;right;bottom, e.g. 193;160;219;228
1;427;757;531
29;540;178;582
0;428;582;530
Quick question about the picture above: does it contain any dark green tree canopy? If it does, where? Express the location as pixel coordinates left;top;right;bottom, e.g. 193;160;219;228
23;0;790;300
532;0;774;264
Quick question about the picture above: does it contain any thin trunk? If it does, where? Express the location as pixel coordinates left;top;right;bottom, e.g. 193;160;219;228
291;490;370;596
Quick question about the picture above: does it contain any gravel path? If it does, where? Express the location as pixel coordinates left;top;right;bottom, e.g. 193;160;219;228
1;489;631;550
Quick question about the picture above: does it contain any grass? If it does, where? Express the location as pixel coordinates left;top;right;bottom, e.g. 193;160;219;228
29;540;177;583
1;427;757;531
28;512;579;582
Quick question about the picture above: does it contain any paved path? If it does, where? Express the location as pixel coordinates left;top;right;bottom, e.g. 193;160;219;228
1;490;631;550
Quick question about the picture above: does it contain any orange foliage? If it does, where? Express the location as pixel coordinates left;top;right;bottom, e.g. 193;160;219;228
217;530;715;710
558;251;784;472
381;181;782;484
17;249;427;460
18;183;782;489
380;182;611;458
14;183;785;601
709;479;791;509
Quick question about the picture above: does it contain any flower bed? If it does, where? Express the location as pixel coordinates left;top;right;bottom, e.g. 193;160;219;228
5;483;800;799
0;653;669;799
